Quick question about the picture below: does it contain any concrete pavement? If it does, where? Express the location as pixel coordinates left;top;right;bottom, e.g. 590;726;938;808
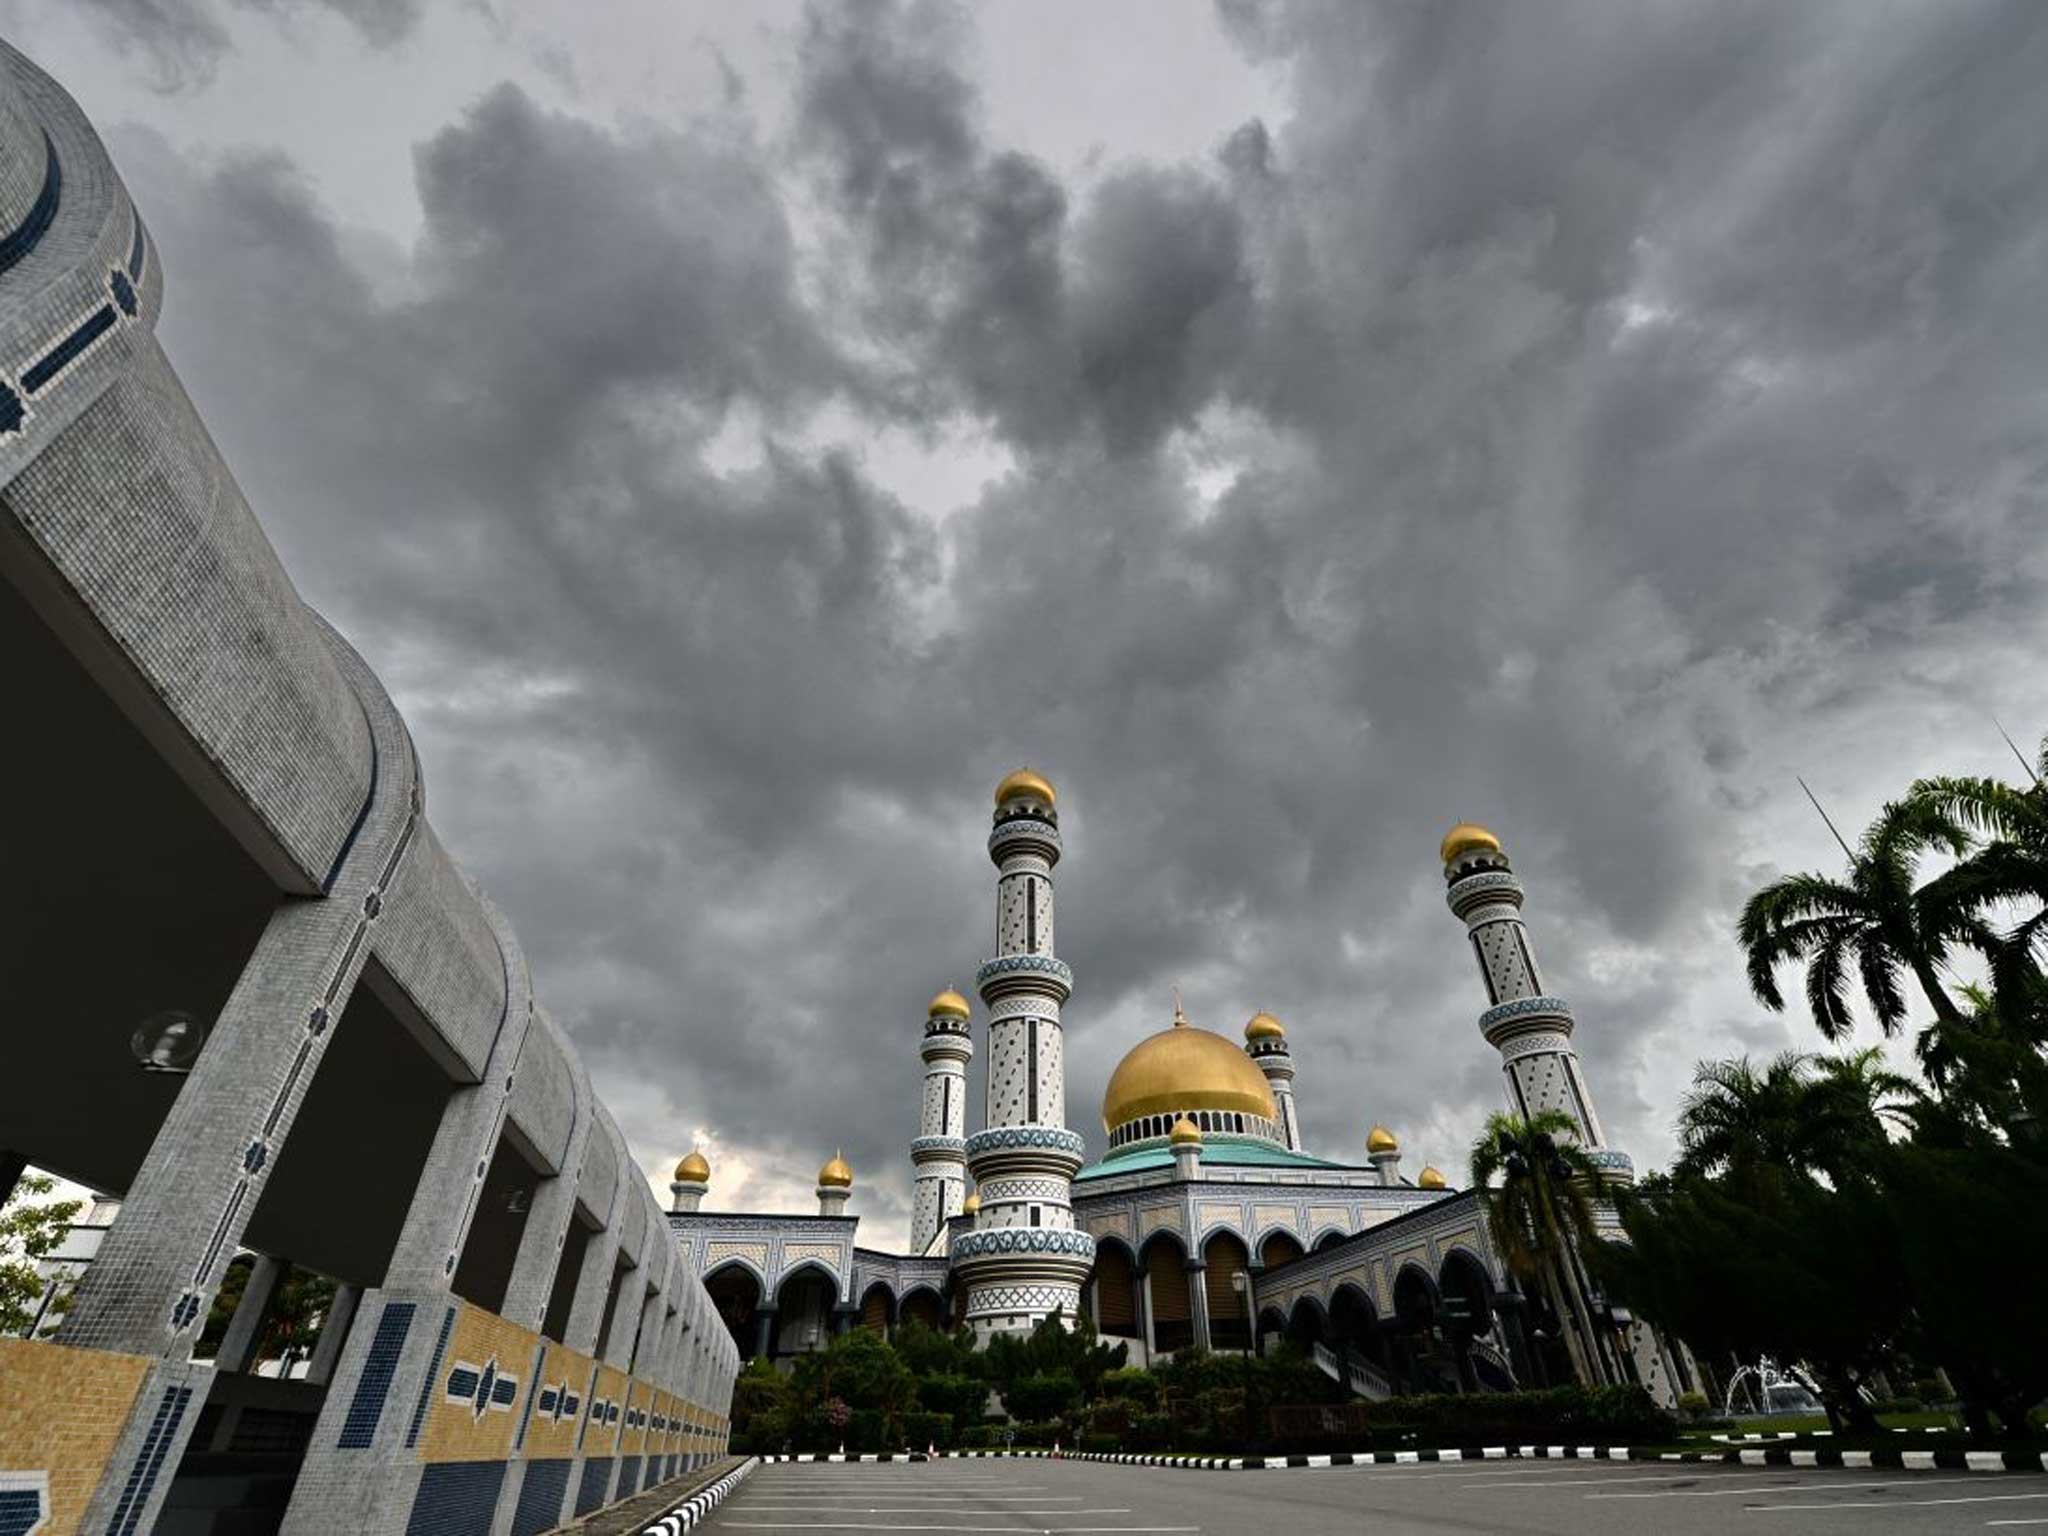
699;1454;2048;1534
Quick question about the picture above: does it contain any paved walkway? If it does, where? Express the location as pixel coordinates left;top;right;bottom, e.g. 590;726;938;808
699;1454;2047;1533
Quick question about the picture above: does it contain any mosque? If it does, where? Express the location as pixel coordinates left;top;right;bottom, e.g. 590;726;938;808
665;772;1694;1406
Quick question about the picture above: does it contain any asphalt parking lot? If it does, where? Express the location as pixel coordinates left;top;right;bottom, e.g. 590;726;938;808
699;1455;2048;1534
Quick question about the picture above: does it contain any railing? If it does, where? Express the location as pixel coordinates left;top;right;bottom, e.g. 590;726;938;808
1470;1336;1517;1390
1312;1341;1393;1401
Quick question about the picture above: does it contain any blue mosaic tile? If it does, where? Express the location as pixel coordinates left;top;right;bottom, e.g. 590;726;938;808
572;1459;613;1517
404;1459;504;1536
108;1384;191;1536
339;1302;416;1448
509;1461;571;1536
405;1306;456;1448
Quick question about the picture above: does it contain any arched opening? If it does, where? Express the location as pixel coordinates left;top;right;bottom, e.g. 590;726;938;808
706;1264;762;1359
1259;1231;1304;1270
1313;1229;1348;1253
1328;1280;1384;1383
1393;1263;1456;1394
1091;1241;1141;1340
858;1281;894;1335
1285;1295;1326;1352
774;1265;837;1357
1439;1249;1509;1391
1202;1231;1251;1352
1140;1232;1192;1354
899;1287;944;1333
1256;1305;1288;1354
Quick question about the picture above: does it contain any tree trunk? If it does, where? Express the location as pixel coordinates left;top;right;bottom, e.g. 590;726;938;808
1534;1175;1609;1387
1910;954;1967;1028
1537;1258;1595;1388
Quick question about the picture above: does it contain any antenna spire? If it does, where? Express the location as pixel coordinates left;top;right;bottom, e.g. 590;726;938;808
1994;717;2042;787
1798;777;1857;863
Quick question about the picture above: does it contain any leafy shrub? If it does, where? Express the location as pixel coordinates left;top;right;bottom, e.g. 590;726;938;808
1005;1371;1082;1422
1873;1396;1924;1415
1128;1412;1173;1450
1080;1432;1120;1454
901;1410;953;1449
956;1424;997;1449
1099;1367;1160;1407
1676;1391;1711;1422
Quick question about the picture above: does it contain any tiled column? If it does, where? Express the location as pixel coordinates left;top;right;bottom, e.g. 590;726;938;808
1184;1259;1212;1353
214;1253;288;1373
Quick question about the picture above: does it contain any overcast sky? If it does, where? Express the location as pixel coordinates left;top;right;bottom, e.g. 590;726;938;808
15;0;2048;1250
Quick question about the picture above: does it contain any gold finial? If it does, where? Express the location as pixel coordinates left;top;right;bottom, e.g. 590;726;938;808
1172;984;1188;1028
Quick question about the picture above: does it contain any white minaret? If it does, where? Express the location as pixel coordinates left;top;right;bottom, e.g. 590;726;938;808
816;1151;853;1216
669;1148;710;1213
1441;824;1633;1184
1243;1012;1302;1150
954;769;1094;1341
909;986;974;1255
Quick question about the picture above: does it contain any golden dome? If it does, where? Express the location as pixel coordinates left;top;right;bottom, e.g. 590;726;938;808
1439;823;1502;864
995;768;1056;807
1101;1008;1279;1133
818;1151;854;1188
1366;1125;1399;1155
928;986;971;1020
961;1188;980;1215
1169;1116;1203;1146
1418;1164;1447;1190
673;1147;711;1183
1245;1011;1285;1041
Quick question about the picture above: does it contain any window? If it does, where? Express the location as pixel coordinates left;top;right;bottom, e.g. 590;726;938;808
1030;1206;1042;1227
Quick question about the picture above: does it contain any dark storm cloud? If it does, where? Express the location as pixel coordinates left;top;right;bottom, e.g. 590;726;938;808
77;0;423;89
59;0;2048;1240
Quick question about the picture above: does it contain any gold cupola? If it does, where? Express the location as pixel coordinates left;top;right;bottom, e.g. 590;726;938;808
673;1147;711;1183
928;986;971;1020
1101;999;1279;1135
818;1151;854;1188
961;1187;980;1215
1244;1011;1285;1041
1366;1125;1398;1155
1439;823;1502;864
1168;1116;1203;1145
1417;1164;1447;1190
995;768;1056;807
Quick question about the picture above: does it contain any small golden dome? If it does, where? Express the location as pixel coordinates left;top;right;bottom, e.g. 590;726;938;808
929;986;971;1020
1245;1011;1285;1041
1102;1008;1279;1133
1169;1116;1203;1145
1366;1125;1398;1155
673;1148;711;1183
995;768;1056;807
818;1151;854;1188
1418;1164;1447;1190
1440;823;1502;864
961;1187;980;1215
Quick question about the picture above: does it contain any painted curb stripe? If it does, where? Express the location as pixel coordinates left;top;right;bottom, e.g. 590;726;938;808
728;1442;2048;1475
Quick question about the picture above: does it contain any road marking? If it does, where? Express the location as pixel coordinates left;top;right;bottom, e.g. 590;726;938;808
1749;1493;2048;1514
1460;1471;1789;1490
727;1512;1120;1519
714;1526;1200;1534
1986;1520;2048;1527
1590;1475;1990;1500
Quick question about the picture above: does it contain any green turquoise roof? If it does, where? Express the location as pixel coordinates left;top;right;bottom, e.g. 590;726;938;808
1075;1135;1352;1182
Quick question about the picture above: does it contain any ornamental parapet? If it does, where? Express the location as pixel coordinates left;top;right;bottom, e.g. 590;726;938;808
1587;1148;1635;1184
966;1126;1086;1158
949;1227;1096;1262
1447;868;1524;917
975;952;1074;1001
989;816;1062;861
910;1135;968;1164
1477;994;1574;1042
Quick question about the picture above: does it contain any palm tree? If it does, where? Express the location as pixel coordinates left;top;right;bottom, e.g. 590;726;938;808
1912;735;2048;1051
1679;1048;1914;1191
1739;797;1972;1039
1469;1111;1611;1388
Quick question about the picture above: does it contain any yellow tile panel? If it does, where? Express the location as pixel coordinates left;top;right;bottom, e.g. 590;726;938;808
0;1339;152;1536
415;1302;541;1465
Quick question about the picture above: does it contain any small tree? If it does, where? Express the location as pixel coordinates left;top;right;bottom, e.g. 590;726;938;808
0;1173;82;1337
